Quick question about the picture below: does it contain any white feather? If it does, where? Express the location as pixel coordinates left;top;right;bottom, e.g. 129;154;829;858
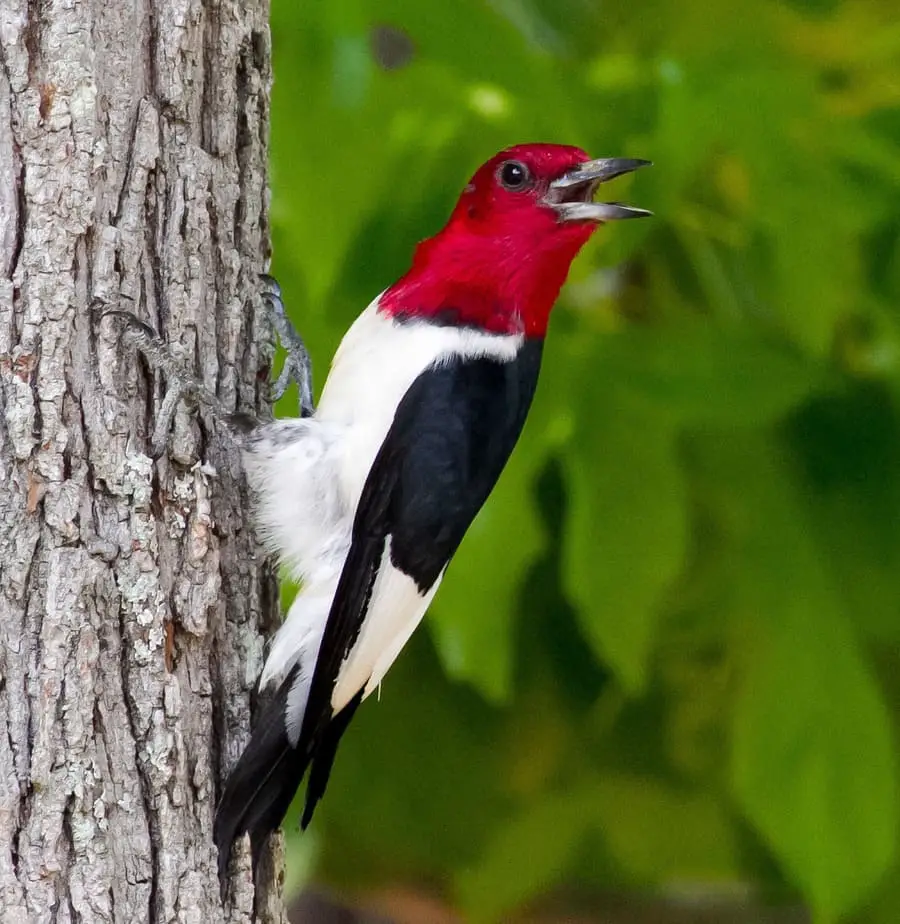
331;540;442;712
247;295;522;723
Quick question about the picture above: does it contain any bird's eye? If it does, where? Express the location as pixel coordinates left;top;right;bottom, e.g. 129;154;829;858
498;160;532;191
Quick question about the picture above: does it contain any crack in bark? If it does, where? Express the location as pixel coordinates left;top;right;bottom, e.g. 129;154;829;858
9;155;24;283
22;0;44;85
200;5;216;158
61;792;78;921
118;600;161;924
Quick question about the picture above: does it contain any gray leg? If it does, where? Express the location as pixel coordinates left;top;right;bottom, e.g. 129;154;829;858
260;275;314;418
104;277;312;457
104;309;229;458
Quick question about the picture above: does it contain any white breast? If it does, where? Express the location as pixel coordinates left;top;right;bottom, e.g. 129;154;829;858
316;296;522;512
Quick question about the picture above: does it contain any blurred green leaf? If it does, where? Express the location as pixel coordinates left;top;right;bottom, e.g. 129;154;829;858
701;435;899;922
590;774;742;885
456;788;596;922
429;435;545;704
459;775;742;922
735;601;897;921
563;382;688;692
787;387;900;643
594;324;822;427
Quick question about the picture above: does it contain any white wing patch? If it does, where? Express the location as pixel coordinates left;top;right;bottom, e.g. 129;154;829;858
331;538;442;712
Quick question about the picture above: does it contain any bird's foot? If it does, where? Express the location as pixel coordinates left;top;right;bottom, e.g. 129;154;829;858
104;277;312;456
104;309;230;458
260;275;315;418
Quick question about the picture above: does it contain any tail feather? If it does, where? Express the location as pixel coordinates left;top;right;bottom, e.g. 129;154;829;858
214;665;310;878
214;667;364;879
301;689;363;829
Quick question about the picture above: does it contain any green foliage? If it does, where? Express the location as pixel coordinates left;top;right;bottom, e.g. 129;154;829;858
564;383;687;692
268;0;900;920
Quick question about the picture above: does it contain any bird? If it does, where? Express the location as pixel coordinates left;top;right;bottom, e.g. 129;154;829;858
213;142;651;876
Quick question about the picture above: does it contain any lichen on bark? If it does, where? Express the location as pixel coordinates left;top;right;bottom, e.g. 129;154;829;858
0;0;284;920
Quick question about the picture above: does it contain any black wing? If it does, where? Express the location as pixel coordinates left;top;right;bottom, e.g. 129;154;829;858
214;339;542;874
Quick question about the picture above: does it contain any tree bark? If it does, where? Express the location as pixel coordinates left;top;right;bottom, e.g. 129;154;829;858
0;0;284;921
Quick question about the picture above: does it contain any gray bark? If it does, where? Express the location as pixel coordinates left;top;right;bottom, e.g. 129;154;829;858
0;0;285;921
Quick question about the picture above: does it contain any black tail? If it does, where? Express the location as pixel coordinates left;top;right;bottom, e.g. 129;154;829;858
300;689;363;829
213;668;364;879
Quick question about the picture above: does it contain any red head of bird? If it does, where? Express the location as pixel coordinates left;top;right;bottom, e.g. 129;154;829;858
381;142;651;337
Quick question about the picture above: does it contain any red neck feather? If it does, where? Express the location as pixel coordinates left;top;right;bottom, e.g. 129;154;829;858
380;200;595;338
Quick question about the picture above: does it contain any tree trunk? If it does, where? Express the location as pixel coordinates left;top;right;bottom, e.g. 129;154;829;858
0;0;284;921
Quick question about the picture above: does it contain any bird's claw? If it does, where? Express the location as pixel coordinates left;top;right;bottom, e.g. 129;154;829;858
102;274;313;457
259;275;315;418
104;308;225;458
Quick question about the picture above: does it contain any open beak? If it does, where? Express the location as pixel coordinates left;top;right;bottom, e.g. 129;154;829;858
545;157;652;223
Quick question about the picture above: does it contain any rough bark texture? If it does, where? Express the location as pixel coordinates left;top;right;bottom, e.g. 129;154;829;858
0;0;285;921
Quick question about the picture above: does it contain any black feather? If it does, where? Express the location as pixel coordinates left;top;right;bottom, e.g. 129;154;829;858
213;664;309;879
301;688;364;829
386;339;543;591
213;669;365;877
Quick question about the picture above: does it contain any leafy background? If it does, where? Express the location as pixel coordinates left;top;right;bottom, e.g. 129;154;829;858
266;0;900;921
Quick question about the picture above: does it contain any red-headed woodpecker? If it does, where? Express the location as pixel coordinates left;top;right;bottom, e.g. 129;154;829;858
214;143;651;874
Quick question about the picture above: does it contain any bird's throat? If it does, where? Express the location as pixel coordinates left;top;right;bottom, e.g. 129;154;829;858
380;226;590;337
